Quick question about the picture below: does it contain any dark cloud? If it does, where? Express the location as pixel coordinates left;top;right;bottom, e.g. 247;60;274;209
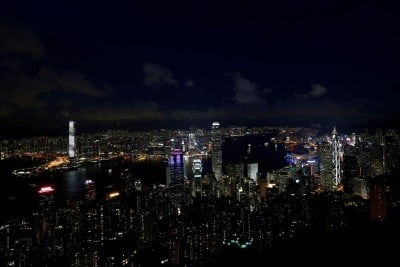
0;20;45;60
0;58;23;72
294;93;311;100
1;3;398;132
232;72;265;104
76;102;165;121
0;66;109;121
0;73;49;111
262;88;274;95
144;63;179;88
38;66;106;97
261;94;390;127
170;107;232;121
160;88;384;128
185;80;195;87
0;20;107;123
310;83;327;97
294;83;328;100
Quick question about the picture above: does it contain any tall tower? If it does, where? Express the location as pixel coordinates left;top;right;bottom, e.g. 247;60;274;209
68;121;76;159
192;158;203;197
211;122;222;181
331;127;341;187
247;162;258;183
319;127;342;191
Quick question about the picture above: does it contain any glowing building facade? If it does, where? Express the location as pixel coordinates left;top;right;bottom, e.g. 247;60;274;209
331;127;341;187
211;122;222;181
192;158;202;196
319;127;342;191
68;121;76;159
247;163;258;183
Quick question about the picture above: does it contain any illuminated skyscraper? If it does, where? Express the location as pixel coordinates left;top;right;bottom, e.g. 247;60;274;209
383;131;400;173
68;121;76;159
319;127;342;191
192;158;203;196
247;163;258;183
331;127;341;187
211;122;222;181
85;179;96;202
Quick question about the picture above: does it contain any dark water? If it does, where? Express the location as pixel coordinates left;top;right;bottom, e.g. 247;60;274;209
0;157;47;219
223;133;287;173
0;157;167;221
48;158;169;203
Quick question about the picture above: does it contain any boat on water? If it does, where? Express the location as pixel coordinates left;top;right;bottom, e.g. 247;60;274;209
12;169;34;177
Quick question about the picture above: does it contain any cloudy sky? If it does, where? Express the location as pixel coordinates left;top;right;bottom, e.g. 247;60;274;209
1;0;399;134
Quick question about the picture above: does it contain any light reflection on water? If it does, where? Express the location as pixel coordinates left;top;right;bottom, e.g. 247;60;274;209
56;159;126;201
61;169;85;199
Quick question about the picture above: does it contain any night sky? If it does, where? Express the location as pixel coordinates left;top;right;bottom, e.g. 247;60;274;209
1;0;400;134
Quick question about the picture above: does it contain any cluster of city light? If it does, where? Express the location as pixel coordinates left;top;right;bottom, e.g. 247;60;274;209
85;179;94;185
38;186;55;194
45;156;69;169
108;191;120;199
68;121;76;158
222;236;254;249
331;127;341;186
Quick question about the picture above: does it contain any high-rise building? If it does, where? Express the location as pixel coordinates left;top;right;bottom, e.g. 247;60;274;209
38;185;55;213
247;163;258;183
319;127;342;191
319;141;334;190
358;141;384;179
383;132;400;173
211;122;222;181
370;176;386;222
226;162;244;195
225;163;244;179
192;158;202;197
68;121;76;159
353;178;368;199
342;155;359;194
331;127;341;187
93;139;100;158
85;179;96;202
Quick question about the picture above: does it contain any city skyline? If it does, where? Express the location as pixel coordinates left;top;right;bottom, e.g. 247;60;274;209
1;120;399;265
1;1;400;134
